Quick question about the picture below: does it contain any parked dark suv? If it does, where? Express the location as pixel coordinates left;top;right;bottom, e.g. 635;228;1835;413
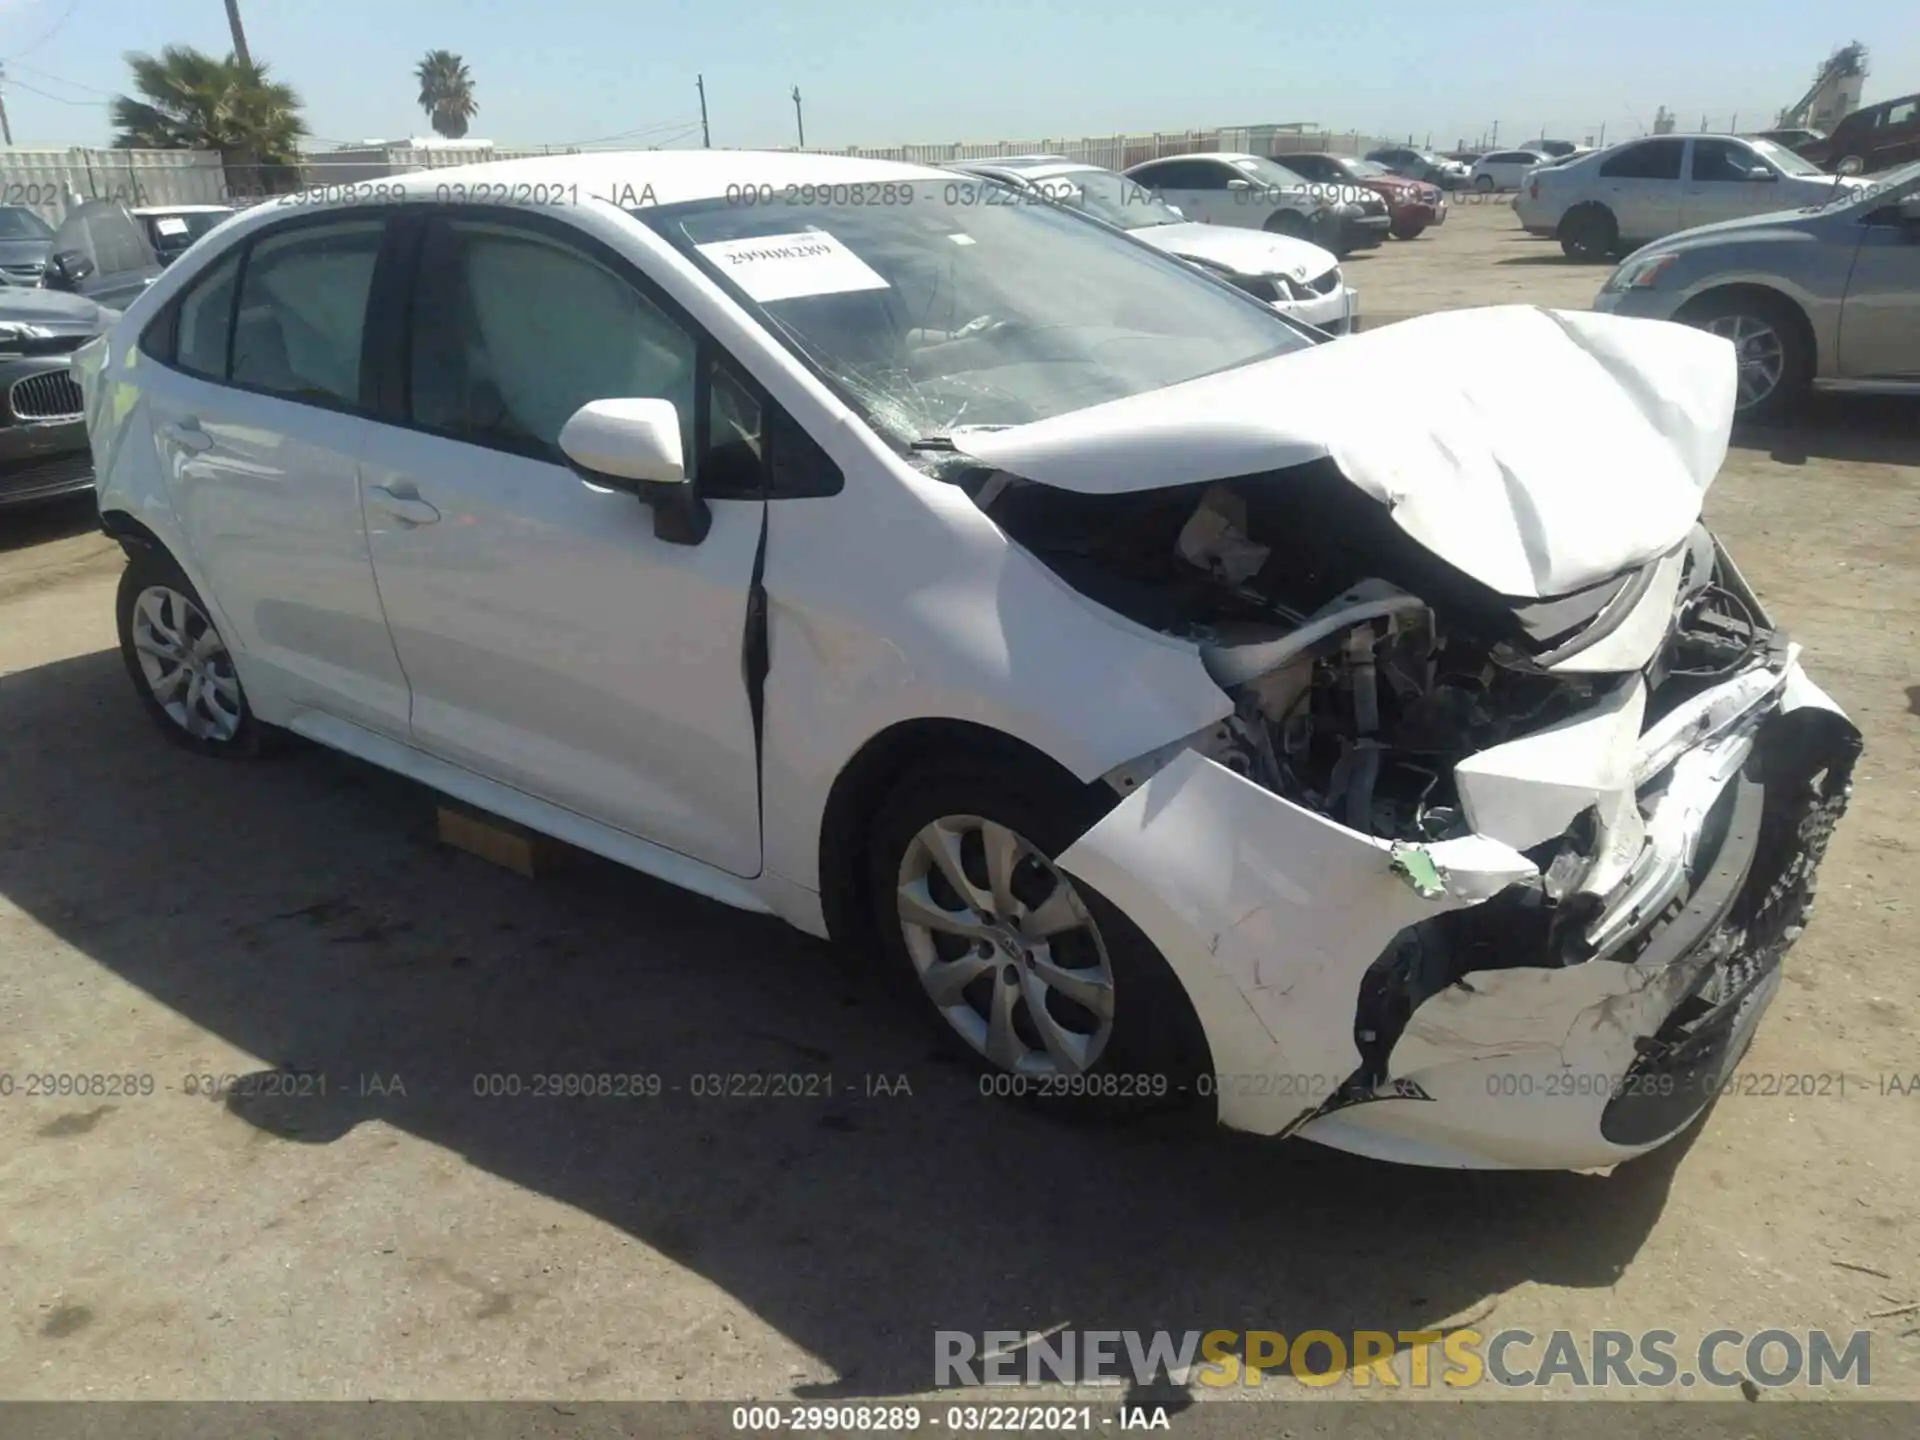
0;287;116;509
1800;93;1920;174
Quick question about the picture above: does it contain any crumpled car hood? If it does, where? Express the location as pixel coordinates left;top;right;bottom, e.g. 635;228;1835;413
952;305;1738;598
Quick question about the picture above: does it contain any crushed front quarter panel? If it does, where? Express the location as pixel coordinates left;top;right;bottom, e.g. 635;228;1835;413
1055;747;1539;1138
1060;655;1859;1170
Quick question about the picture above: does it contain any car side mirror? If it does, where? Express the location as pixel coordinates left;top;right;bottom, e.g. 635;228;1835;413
47;249;94;290
1836;155;1864;176
1226;178;1252;191
1747;166;1777;181
559;398;710;546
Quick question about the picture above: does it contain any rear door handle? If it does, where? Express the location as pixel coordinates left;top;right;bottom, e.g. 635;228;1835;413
366;485;442;526
158;417;213;453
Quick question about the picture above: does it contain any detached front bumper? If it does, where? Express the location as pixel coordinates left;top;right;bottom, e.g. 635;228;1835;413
1059;652;1860;1170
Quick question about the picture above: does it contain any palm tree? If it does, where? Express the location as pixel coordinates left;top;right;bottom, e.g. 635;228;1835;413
415;50;478;140
111;46;308;194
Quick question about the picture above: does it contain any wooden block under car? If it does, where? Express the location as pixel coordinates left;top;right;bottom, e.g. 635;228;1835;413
435;802;570;878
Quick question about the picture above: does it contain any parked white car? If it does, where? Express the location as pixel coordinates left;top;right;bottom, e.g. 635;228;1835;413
949;157;1358;334
1468;149;1551;193
1516;133;1873;259
1121;152;1393;255
77;150;1860;1172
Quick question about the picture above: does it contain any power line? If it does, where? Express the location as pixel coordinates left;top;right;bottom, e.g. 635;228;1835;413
7;61;111;96
7;75;105;105
551;115;703;149
6;0;83;60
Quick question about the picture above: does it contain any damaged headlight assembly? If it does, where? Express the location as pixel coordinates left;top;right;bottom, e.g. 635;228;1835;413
981;466;1860;1159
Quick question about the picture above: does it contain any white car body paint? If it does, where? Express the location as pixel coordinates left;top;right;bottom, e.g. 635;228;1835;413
79;150;1861;1171
1454;676;1646;850
954;304;1739;598
1063;655;1849;1170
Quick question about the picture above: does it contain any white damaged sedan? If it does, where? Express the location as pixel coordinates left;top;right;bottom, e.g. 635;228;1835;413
76;152;1861;1171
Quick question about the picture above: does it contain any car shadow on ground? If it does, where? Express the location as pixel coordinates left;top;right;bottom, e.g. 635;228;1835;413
0;647;1704;1397
0;493;97;554
1494;253;1607;267
1732;394;1920;468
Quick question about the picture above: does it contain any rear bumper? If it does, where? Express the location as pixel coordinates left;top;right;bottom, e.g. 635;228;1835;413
1059;651;1860;1171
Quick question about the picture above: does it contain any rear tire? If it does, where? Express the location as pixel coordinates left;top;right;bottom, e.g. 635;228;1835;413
1558;203;1619;261
866;757;1211;1118
1675;290;1812;421
116;547;276;759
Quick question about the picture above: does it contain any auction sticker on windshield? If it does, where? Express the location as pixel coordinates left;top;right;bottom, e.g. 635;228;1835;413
695;231;890;302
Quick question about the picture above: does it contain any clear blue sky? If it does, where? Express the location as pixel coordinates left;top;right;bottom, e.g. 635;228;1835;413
0;0;1913;153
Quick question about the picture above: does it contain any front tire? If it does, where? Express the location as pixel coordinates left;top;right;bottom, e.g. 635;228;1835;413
1473;174;1495;193
1390;221;1426;240
1263;208;1312;240
866;758;1209;1114
1676;290;1812;420
116;547;274;758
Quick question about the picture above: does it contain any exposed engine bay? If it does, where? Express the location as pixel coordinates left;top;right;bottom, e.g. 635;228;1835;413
954;456;1862;1148
959;459;1775;846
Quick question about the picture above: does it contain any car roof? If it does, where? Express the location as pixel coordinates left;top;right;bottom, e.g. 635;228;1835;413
956;158;1099;181
384;149;945;205
962;154;1076;168
131;205;236;216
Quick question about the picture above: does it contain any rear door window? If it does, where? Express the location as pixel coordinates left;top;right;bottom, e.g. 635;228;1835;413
1599;140;1684;180
230;221;383;408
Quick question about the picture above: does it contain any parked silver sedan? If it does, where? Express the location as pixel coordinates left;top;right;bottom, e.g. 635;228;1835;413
1592;160;1920;416
1518;134;1872;260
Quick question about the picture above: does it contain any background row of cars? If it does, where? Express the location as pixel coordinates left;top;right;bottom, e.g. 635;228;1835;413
0;200;234;509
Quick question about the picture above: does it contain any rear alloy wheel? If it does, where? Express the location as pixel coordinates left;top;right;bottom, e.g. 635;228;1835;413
116;547;273;757
867;759;1209;1113
1558;204;1619;261
1681;292;1812;420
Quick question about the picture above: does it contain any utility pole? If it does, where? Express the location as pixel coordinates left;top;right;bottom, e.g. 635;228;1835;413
791;85;805;149
224;0;255;73
0;65;13;147
696;74;710;147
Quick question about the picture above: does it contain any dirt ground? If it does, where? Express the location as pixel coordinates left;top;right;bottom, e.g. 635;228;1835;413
1;200;1917;1414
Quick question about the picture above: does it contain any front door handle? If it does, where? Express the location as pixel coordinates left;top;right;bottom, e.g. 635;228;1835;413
158;417;213;453
366;485;442;526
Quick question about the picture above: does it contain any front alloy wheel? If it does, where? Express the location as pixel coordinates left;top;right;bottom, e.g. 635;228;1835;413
896;814;1115;1075
865;758;1210;1114
1702;312;1786;413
